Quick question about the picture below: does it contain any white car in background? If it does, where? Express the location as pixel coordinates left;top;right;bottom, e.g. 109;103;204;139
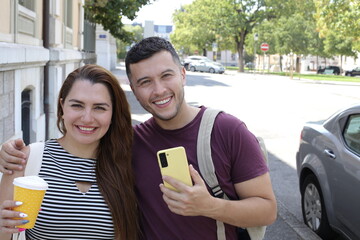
188;59;225;74
183;55;209;70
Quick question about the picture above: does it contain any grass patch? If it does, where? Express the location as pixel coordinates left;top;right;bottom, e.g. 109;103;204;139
225;67;360;83
269;72;360;83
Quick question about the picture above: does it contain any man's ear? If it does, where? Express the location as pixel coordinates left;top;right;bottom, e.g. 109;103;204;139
129;84;140;101
181;66;186;86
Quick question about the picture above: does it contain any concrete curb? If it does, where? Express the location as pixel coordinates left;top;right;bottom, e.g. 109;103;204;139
277;201;321;240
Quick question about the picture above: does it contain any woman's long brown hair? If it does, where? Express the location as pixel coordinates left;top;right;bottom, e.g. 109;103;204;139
56;64;139;239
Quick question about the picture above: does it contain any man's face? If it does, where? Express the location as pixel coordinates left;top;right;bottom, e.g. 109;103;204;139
129;51;186;123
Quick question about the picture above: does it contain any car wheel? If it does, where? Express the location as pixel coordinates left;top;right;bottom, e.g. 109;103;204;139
301;174;337;239
209;68;215;73
346;73;352;76
190;66;196;72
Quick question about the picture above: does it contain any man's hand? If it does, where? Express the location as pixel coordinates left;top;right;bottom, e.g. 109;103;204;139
0;139;27;175
159;164;217;217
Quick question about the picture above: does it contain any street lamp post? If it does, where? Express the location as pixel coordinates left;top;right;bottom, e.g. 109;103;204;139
253;33;258;73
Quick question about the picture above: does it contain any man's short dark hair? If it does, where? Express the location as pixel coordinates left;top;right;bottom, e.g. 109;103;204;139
125;37;182;80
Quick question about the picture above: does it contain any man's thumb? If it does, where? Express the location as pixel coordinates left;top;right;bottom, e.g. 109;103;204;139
14;138;25;149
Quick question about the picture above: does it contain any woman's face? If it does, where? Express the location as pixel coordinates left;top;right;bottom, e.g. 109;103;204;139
61;80;113;147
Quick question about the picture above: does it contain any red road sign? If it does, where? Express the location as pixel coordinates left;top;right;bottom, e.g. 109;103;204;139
260;43;269;52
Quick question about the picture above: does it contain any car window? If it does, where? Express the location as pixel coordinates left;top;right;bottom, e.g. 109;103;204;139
343;114;360;155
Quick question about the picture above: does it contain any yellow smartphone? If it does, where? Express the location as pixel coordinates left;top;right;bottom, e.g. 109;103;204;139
157;146;193;191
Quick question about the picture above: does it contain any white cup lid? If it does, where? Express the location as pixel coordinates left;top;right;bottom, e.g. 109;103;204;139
13;176;48;190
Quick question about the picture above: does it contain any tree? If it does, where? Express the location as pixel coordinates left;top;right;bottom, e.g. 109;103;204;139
172;0;274;72
314;0;360;52
84;0;150;42
171;2;218;56
116;24;144;59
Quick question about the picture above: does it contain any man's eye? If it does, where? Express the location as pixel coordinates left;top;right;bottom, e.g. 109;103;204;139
163;73;172;78
139;80;150;86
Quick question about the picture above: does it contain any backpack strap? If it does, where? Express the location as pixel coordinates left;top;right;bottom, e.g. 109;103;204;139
197;108;266;240
197;108;227;240
197;108;223;198
24;142;45;176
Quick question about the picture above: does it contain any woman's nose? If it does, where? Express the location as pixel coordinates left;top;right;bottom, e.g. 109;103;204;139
81;108;94;122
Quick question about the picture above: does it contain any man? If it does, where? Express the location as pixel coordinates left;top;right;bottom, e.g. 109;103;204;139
1;37;277;239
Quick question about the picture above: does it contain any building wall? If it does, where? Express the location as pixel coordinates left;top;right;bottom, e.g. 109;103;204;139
0;0;96;147
95;24;117;70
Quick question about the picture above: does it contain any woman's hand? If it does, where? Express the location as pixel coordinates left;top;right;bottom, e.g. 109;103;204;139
0;200;28;234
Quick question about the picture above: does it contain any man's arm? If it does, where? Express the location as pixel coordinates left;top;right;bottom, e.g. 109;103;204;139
160;165;277;227
0;139;27;175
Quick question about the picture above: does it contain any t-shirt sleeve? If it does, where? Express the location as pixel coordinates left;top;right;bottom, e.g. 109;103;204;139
212;113;269;184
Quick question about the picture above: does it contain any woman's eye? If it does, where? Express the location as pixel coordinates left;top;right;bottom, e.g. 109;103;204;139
95;106;106;111
71;104;83;108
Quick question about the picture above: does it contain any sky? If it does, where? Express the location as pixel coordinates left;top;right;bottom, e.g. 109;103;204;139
123;0;194;25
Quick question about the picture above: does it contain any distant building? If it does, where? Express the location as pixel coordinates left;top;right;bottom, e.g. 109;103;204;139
143;21;172;40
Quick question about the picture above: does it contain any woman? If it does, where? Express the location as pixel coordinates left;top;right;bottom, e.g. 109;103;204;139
0;64;139;239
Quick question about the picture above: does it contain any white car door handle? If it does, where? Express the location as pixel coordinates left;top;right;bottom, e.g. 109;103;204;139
324;149;336;159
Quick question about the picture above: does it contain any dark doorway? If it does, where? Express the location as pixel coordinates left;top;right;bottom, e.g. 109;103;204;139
21;90;31;145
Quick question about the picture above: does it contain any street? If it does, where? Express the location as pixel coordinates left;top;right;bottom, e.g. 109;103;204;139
116;67;360;239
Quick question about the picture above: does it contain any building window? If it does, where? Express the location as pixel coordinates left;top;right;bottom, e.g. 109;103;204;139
19;0;35;11
66;0;73;28
217;52;221;60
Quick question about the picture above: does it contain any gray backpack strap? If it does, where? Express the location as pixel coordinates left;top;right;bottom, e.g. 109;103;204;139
197;108;266;240
197;108;223;198
197;108;226;240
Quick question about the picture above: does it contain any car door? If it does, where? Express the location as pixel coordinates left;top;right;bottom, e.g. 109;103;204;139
197;61;207;72
330;114;360;237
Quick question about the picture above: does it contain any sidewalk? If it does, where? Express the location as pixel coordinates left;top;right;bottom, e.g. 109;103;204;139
111;65;321;240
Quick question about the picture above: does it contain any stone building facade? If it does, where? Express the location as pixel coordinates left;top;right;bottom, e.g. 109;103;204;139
0;0;96;146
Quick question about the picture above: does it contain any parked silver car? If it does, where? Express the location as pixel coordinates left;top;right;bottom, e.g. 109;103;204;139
296;103;360;240
188;59;225;74
183;55;209;70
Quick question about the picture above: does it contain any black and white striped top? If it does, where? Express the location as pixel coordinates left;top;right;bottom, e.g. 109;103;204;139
26;139;115;240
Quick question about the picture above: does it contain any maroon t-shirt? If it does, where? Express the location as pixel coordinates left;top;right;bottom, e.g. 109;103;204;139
133;106;268;240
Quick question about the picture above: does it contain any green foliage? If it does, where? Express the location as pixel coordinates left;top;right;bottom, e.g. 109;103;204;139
314;0;360;51
172;0;359;71
116;25;144;59
84;0;149;42
172;0;274;71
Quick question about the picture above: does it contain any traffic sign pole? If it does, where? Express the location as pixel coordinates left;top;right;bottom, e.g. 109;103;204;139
260;43;269;73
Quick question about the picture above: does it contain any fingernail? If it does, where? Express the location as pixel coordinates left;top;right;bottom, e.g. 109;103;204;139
18;228;26;232
21;220;29;224
15;201;23;206
19;213;28;218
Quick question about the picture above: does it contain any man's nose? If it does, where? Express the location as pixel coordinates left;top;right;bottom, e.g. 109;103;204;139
153;80;166;94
